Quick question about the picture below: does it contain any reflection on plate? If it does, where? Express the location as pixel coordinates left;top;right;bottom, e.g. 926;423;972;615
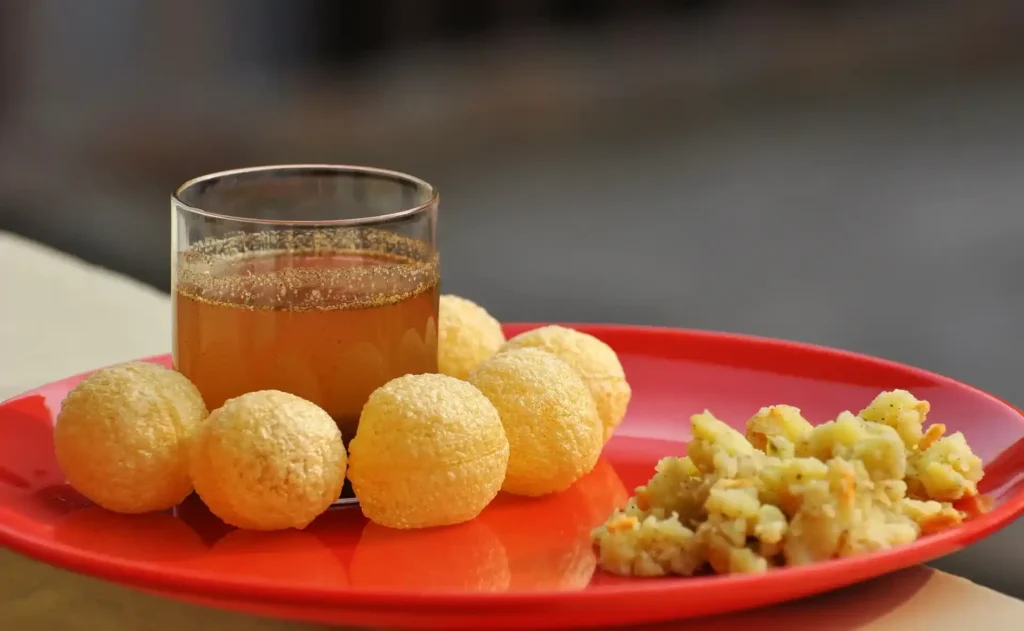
480;457;628;591
351;519;509;593
189;528;349;589
53;507;207;562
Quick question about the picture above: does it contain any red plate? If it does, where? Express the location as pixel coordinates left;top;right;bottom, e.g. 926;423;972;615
2;324;1023;629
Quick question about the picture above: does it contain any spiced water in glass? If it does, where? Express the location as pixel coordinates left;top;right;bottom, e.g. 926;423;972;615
171;165;439;461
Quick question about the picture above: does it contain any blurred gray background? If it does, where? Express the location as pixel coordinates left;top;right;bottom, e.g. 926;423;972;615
1;0;1023;598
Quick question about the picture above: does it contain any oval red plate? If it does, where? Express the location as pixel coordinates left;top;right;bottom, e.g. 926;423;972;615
2;324;1023;630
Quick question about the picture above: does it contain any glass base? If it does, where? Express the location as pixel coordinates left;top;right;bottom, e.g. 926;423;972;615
331;478;360;507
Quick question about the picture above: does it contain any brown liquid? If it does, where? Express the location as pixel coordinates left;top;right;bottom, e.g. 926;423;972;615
173;230;439;441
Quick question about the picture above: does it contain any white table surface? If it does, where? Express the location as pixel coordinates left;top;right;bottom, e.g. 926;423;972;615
0;232;169;400
1;230;1022;630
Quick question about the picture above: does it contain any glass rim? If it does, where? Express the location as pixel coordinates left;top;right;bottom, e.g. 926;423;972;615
171;164;438;227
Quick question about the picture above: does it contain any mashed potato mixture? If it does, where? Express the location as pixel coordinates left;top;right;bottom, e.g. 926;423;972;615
592;390;985;577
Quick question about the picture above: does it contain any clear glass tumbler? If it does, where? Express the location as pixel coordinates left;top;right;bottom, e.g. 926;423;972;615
171;165;439;447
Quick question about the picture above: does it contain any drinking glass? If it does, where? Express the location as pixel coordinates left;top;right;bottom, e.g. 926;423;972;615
171;165;440;449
